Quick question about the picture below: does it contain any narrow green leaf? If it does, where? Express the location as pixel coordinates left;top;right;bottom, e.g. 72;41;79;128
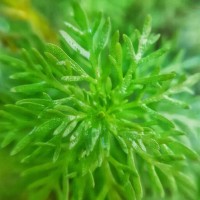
28;176;51;189
182;73;200;87
110;31;119;55
115;136;128;154
22;162;57;176
86;126;101;155
47;43;89;76
91;12;103;35
88;170;95;188
0;110;16;121
168;73;200;95
148;164;165;197
169;140;199;160
32;118;62;139
53;121;67;135
32;48;52;76
64;22;84;36
69;122;85;149
123;34;135;59
115;42;122;65
16;101;46;113
70;97;91;111
60;30;90;59
54;105;78;115
4;104;36;119
109;55;123;84
140;104;174;127
128;150;143;200
105;77;112;94
148;34;160;45
101;131;110;156
118;119;143;132
45;53;72;76
95;18;111;53
63;120;78;137
123;181;136;200
34;142;55;147
121;62;137;94
1;131;15;148
142;15;152;38
61;75;89;82
144;138;160;152
22;49;42;72
163;96;189;109
53;143;61;162
139;48;168;65
11;134;33;155
133;72;176;85
136;15;152;61
0;54;25;68
9;72;33;80
176;172;196;191
73;2;88;30
44;52;59;65
11;82;48;93
16;98;52;107
109;160;128;183
166;175;177;193
46;43;69;60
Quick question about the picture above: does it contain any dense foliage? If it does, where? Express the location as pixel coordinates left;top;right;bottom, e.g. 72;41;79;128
0;1;200;200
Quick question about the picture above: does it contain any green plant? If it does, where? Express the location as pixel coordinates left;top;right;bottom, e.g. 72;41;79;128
0;3;200;200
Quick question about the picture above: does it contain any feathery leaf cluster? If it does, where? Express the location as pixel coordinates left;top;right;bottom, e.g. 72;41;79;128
0;3;200;200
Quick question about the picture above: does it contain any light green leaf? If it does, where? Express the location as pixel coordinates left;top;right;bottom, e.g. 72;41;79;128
128;150;143;200
123;34;135;59
60;30;90;59
95;17;111;54
136;15;152;61
53;121;67;136
47;43;89;77
22;162;57;176
133;72;176;85
1;131;15;148
88;170;95;188
11;82;48;93
9;72;33;80
64;22;84;36
115;136;128;154
73;2;88;30
140;104;174;127
169;140;199;160
91;12;103;35
4;104;36;119
61;75;89;82
31;48;53;76
11;134;33;155
139;48;168;65
28;176;51;189
16;98;52;106
54;105;78;115
163;95;189;109
63;120;78;137
86;126;101;155
32;118;62;139
53;143;62;162
101;131;110;156
110;30;119;56
148;164;165;197
16;101;46;113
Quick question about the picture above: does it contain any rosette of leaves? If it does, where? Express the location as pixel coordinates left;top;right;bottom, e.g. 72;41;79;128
0;3;200;200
